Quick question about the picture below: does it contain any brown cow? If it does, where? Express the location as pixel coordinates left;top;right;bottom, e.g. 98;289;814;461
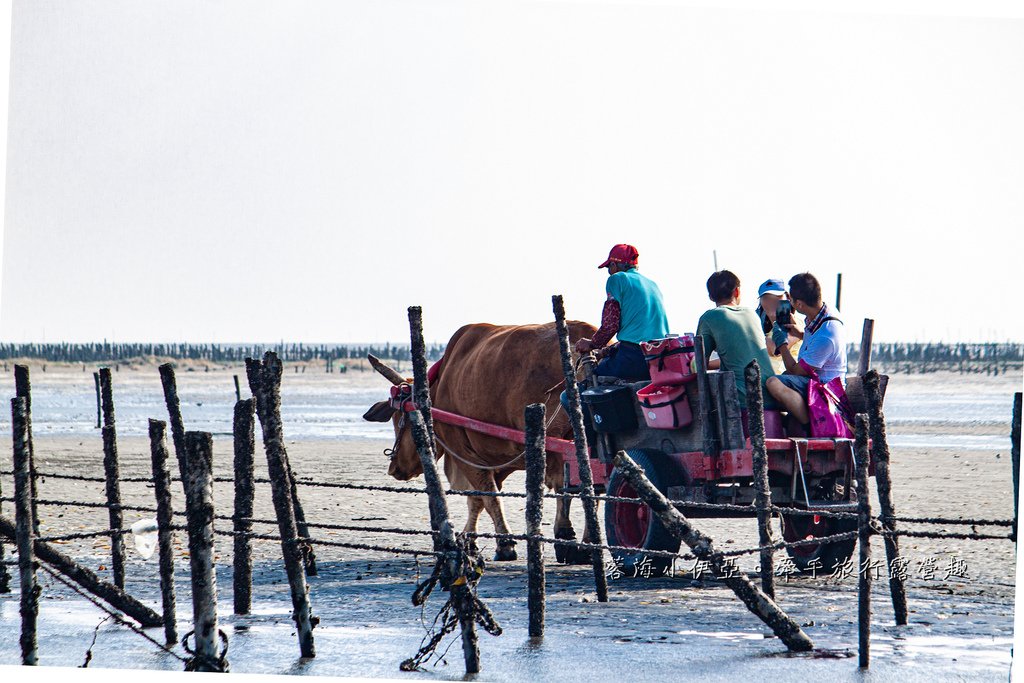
362;321;597;562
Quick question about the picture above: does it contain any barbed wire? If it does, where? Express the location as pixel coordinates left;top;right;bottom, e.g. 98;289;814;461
34;560;188;664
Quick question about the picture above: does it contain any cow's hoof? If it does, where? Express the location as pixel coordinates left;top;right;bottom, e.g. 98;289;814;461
493;544;518;562
565;546;593;565
554;529;580;564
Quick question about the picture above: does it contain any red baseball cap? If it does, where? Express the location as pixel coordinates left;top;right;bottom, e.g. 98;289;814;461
598;244;639;269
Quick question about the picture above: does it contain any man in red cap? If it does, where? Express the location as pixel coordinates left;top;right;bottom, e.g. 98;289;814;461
574;243;670;380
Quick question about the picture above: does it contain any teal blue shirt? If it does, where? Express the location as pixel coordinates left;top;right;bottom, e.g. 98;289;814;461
606;268;670;344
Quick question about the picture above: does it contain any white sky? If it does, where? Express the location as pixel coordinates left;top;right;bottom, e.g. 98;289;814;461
1;0;1022;345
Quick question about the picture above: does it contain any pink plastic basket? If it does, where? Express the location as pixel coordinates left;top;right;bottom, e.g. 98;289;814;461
635;382;693;430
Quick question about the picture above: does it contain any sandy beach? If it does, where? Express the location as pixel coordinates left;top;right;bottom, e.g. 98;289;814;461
0;370;1019;680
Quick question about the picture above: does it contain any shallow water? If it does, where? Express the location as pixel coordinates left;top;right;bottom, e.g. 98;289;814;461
0;366;1017;449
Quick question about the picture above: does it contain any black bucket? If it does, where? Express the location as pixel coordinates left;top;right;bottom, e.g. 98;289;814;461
581;385;638;433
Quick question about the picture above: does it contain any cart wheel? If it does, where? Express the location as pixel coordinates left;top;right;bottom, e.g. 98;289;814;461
604;449;682;575
780;511;857;574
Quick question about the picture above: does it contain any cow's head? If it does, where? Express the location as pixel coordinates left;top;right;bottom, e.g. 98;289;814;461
361;354;427;481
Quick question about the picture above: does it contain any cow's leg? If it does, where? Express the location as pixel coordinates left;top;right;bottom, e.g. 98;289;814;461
477;472;517;561
444;454;480;555
545;455;592;565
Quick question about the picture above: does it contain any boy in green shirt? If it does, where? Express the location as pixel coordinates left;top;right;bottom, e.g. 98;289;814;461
696;270;776;407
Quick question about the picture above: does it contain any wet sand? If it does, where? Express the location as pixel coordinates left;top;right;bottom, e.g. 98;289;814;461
0;421;1017;679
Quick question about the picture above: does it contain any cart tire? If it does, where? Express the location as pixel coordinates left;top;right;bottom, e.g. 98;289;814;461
604;449;682;575
780;511;857;574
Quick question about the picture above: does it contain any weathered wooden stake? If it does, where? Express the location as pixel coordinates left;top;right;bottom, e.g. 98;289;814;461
858;319;875;377
0;455;10;593
524;403;547;638
148;419;178;645
12;397;38;666
234;374;242;403
408;411;483;674
159;363;189;490
1012;392;1021;544
612;450;814;652
855;414;872;669
93;371;102;429
98;368;127;589
246;354;316;658
407;307;444;548
183;432;228;672
835;272;842;312
233;399;256;615
552;295;609;603
744;360;775;600
864;369;908;626
14;365;39;535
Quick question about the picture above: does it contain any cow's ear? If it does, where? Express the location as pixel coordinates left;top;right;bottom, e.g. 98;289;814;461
363;401;396;422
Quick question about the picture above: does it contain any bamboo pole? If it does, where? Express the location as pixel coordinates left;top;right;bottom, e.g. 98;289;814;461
864;369;908;625
233;399;256;615
13;365;39;535
524;403;547;638
744;360;775;600
12;397;38;666
183;432;228;672
612;450;814;652
552;295;609;603
855;414;872;668
98;368;126;589
246;354;316;658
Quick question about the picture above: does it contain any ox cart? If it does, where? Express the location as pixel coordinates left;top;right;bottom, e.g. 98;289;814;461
417;333;887;575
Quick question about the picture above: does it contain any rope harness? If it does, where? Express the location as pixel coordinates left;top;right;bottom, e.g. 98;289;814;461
382;382;564;472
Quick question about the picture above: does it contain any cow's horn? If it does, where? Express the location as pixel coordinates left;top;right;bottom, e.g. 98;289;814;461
368;354;406;386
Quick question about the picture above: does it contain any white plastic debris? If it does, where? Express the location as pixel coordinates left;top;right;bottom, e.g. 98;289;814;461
130;518;160;560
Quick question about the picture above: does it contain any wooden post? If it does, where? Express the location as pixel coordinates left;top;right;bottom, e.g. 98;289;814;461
94;371;102;429
552;295;609;603
408;411;485;674
0;450;10;593
694;335;719;457
159;363;189;489
233;399;256;615
14;365;39;535
246;354;316;658
98;368;127;589
524;403;547;639
149;419;178;645
855;414;872;668
612;450;814;652
12;397;38;666
233;375;242;403
744;361;775;600
864;370;908;626
0;516;162;626
1012;392;1021;544
183;432;228;672
835;272;842;312
858;319;875;377
245;354;317;575
407;306;444;548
